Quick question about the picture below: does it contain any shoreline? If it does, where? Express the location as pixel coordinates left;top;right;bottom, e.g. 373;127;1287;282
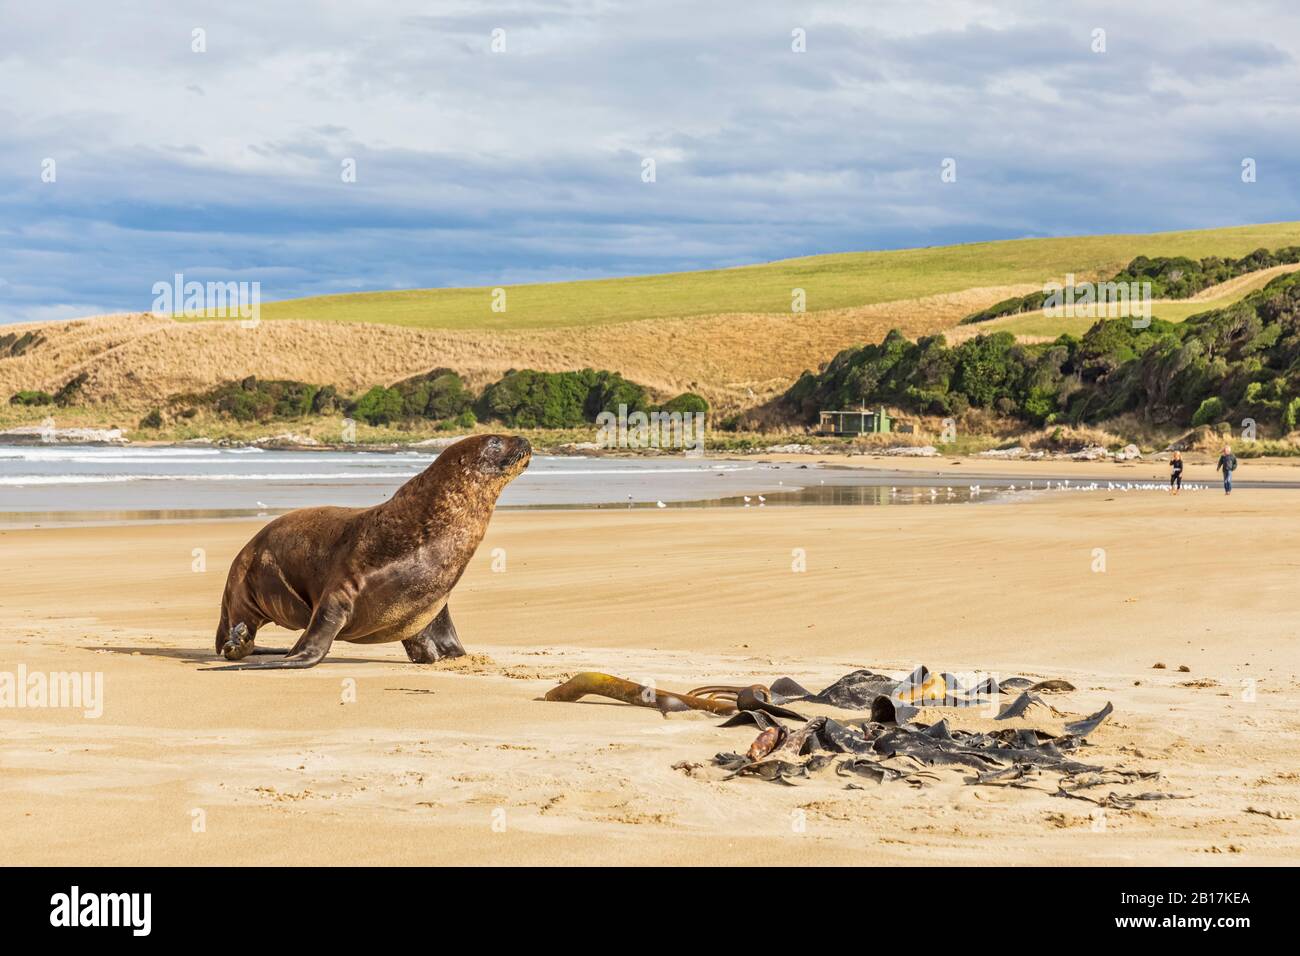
6;480;1296;531
5;432;1291;464
3;441;1295;530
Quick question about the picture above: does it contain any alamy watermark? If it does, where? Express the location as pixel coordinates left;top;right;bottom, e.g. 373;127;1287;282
1044;274;1152;328
595;403;705;456
50;886;150;935
151;272;261;327
1;665;103;718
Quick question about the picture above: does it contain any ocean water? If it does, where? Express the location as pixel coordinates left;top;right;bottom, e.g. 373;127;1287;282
0;444;1001;526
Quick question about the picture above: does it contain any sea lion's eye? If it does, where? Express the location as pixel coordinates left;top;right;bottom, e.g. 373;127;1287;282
482;439;505;470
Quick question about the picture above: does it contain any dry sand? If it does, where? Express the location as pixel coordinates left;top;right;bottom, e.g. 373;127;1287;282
2;487;1298;865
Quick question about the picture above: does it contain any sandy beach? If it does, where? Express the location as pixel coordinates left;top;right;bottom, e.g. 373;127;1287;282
2;480;1298;866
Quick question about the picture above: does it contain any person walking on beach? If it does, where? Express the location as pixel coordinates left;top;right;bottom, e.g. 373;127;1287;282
1216;445;1237;495
1170;451;1183;494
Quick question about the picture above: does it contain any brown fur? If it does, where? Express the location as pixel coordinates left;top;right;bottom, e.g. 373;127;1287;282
211;434;530;669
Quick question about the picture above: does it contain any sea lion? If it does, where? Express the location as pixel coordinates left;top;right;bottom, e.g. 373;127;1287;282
210;433;531;670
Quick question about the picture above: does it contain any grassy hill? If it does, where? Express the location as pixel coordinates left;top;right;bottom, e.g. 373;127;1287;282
241;221;1300;331
8;221;1300;428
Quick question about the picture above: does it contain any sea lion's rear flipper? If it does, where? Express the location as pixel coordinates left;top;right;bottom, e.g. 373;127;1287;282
204;601;347;671
403;605;466;663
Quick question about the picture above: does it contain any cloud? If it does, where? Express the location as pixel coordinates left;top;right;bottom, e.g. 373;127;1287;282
1;0;1298;323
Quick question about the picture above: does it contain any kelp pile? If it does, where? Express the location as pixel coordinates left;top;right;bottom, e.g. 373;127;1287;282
545;666;1178;805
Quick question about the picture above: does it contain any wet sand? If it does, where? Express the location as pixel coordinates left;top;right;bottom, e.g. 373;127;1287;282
2;487;1298;865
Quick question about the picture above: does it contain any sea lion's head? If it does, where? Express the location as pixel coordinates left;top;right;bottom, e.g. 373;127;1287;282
396;434;532;512
441;433;532;488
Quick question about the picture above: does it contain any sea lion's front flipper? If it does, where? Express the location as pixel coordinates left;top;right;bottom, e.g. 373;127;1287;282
402;605;466;663
222;622;256;661
204;602;347;671
218;622;289;660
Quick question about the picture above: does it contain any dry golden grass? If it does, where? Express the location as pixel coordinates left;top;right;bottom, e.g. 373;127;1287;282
1183;262;1300;302
1018;424;1129;452
944;263;1300;346
0;285;1035;415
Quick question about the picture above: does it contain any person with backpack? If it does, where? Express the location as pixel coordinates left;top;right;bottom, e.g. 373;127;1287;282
1216;445;1238;495
1170;451;1184;494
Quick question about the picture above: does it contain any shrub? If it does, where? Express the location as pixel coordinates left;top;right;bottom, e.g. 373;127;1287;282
1022;389;1056;425
1285;397;1300;432
53;372;89;406
179;377;332;422
1190;396;1225;428
478;369;649;428
657;392;709;415
352;386;405;426
8;390;52;406
959;291;1049;325
389;368;474;421
787;271;1300;433
310;385;343;415
139;409;163;429
0;331;46;357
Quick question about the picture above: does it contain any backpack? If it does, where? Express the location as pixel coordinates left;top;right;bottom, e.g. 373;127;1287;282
1227;454;1238;472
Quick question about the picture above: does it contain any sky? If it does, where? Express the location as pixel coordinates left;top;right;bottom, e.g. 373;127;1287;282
1;0;1298;324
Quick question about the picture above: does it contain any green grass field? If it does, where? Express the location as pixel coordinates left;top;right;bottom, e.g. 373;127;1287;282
220;221;1300;331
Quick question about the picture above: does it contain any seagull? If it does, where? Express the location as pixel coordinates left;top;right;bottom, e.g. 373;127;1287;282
757;495;766;504
256;501;268;509
656;500;666;508
743;495;752;503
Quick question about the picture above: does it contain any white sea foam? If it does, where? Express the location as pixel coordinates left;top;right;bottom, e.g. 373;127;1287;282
0;444;774;512
0;471;420;486
0;447;224;461
519;466;755;476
